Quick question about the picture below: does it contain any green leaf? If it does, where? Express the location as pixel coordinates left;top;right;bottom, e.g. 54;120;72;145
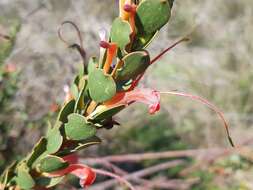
78;76;87;90
57;136;101;156
70;83;79;100
74;136;102;151
37;155;69;173
132;31;158;50
116;79;133;92
73;75;80;87
88;57;98;74
64;113;96;141
26;138;47;167
57;99;75;123
88;68;116;103
74;76;88;112
76;90;87;112
136;0;171;34
46;122;63;154
16;164;35;190
88;105;125;121
0;162;17;188
36;176;64;188
110;17;132;50
115;51;150;81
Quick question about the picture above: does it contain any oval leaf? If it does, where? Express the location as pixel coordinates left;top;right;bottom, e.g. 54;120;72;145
115;51;150;81
46;122;63;154
57;136;101;156
36;176;64;188
136;0;171;34
26;138;47;167
74;136;102;152
70;83;79;100
132;31;158;50
64;113;96;141
38;155;69;173
87;57;98;74
57;99;75;123
88;68;116;103
88;105;125;121
16;164;35;190
110;17;132;50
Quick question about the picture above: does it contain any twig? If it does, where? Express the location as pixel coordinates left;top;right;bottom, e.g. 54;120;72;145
82;158;127;175
179;138;253;176
93;168;136;190
138;177;200;190
83;137;253;164
82;148;227;163
89;160;185;190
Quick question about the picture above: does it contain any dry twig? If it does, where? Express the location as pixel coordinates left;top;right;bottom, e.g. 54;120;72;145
89;160;185;190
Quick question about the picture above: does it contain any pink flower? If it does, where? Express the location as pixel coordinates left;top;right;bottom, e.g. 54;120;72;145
105;88;160;114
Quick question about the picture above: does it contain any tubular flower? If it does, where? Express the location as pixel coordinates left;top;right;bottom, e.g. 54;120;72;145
123;3;137;36
46;154;96;188
119;0;131;20
105;88;160;114
99;29;118;74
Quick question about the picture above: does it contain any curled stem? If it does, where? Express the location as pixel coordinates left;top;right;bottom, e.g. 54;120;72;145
160;91;235;147
58;21;86;60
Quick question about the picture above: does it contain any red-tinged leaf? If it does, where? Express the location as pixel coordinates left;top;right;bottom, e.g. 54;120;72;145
105;88;160;114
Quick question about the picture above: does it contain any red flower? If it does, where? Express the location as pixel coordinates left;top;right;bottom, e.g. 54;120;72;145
99;29;118;74
105;88;160;114
46;154;96;188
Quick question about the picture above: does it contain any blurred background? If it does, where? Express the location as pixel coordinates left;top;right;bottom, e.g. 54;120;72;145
0;0;253;189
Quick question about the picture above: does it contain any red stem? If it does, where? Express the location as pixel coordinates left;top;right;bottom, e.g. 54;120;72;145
150;38;189;64
160;91;235;147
